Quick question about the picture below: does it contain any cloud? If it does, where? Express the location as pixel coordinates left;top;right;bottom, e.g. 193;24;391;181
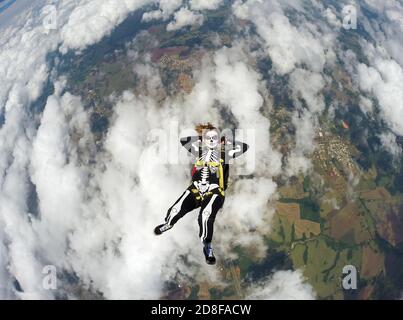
60;0;155;53
345;1;403;156
190;0;223;11
231;0;334;177
357;52;403;135
361;0;403;66
323;7;342;29
289;69;326;113
166;7;204;31
245;270;316;300
232;0;333;76
285;111;316;176
359;96;374;116
379;132;402;157
142;0;182;22
0;3;58;296
212;43;282;176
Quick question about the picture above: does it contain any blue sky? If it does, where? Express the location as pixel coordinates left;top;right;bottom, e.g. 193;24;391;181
0;0;17;14
0;0;36;29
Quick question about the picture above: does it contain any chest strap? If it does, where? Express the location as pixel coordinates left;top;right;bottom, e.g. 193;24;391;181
192;159;225;197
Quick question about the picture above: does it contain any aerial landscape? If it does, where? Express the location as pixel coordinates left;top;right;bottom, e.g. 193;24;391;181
0;0;402;301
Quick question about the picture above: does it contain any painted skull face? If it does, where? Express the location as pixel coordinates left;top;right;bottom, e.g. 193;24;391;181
203;130;219;149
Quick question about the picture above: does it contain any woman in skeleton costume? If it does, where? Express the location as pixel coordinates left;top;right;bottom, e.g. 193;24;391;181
154;123;248;264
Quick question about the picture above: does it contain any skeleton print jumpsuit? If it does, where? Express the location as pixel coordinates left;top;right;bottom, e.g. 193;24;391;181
163;136;248;245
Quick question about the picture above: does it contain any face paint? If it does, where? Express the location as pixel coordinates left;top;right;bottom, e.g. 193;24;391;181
203;130;219;149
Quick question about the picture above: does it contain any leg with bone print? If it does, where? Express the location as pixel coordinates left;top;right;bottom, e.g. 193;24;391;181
198;191;224;264
154;186;200;235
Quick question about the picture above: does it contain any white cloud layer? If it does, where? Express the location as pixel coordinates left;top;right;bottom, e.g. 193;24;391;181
142;0;182;22
245;270;316;300
60;0;154;52
166;7;204;31
232;0;335;76
357;47;403;135
190;0;223;11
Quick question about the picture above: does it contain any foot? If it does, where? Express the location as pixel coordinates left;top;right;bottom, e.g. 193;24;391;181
154;223;172;235
203;243;216;265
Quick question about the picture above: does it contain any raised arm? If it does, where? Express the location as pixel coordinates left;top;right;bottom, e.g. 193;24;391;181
180;135;202;157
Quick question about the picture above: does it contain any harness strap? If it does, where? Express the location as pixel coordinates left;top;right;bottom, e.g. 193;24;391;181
193;158;225;198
